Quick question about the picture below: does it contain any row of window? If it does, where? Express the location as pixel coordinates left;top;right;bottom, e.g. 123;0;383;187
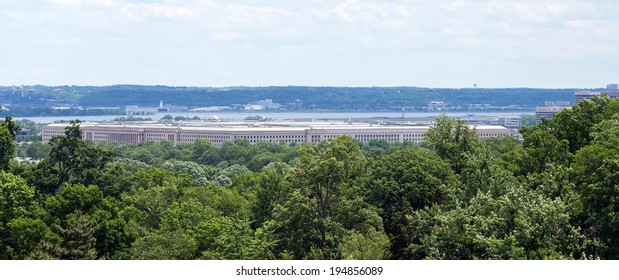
479;133;509;138
181;134;229;139
236;134;306;140
45;128;510;145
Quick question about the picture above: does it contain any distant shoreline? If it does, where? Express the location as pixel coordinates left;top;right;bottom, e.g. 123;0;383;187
13;111;534;124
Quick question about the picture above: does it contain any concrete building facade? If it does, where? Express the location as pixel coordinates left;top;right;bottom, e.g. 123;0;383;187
535;106;566;123
42;121;512;147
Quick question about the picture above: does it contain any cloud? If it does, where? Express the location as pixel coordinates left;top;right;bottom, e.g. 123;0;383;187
1;0;619;87
117;3;200;22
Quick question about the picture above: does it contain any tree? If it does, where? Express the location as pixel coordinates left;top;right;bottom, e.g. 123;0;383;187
424;115;481;174
550;95;616;153
0;126;15;171
219;164;250;180
520;114;535;127
518;123;571;175
32;211;99;260
132;230;197;260
0;116;20;170
362;148;457;259
268;136;386;259
46;120;112;187
408;186;585;259
90;197;135;259
0;171;49;259
197;217;276;260
251;162;292;228
57;211;98;260
570;115;619;258
2;116;21;139
162;160;216;186
25;142;51;160
339;228;390;260
191;139;221;165
288;136;363;250
45;184;103;218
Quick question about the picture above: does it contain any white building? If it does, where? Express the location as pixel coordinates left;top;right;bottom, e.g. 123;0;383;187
42;121;512;147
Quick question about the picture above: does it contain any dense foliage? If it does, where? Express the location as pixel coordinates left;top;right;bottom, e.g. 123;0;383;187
2;95;619;259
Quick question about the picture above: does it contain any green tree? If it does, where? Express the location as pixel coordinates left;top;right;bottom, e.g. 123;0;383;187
424;115;481;174
191;139;221;165
550;95;617;153
198;217;275;260
0;171;49;259
269;136;386;259
339;227;390;260
251;162;292;228
33;211;99;260
362;148;457;259
408;186;584;259
58;211;98;260
46;120;112;188
0;126;15;171
520;114;535;127
45;183;103;217
2;116;21;139
570;115;619;258
132;230;197;260
25;142;51;160
162;160;216;186
288;136;363;250
517;123;571;175
0;116;20;170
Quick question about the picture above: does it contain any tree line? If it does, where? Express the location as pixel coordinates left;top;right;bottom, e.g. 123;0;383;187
1;94;619;259
3;85;575;111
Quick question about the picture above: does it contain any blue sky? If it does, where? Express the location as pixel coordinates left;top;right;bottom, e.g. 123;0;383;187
1;0;618;88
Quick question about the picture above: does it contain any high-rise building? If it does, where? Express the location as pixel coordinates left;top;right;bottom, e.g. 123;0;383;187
502;114;522;129
574;84;619;104
535;106;566;123
574;91;600;104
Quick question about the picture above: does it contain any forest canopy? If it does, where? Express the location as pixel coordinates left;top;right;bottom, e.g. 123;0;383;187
2;94;619;259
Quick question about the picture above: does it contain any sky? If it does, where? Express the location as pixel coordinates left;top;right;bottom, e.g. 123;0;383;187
1;0;618;88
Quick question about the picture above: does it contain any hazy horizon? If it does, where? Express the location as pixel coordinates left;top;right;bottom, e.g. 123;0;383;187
0;84;604;90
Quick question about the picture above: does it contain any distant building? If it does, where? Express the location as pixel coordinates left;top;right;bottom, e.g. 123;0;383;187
544;101;570;107
502;114;522;129
190;106;231;112
157;100;168;112
293;99;303;110
535;106;567;123
248;99;280;110
574;89;619;104
608;84;619;91
466;115;500;126
244;104;265;111
42;121;511;148
126;102;187;114
606;91;619;99
427;101;446;111
574;91;600;104
126;105;159;114
465;114;522;129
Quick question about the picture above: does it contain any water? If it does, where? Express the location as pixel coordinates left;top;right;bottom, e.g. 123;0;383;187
14;111;533;123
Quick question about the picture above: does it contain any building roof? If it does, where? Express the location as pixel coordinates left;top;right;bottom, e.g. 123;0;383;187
44;121;508;131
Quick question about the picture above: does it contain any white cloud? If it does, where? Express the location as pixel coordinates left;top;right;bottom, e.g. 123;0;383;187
117;3;200;22
1;0;619;87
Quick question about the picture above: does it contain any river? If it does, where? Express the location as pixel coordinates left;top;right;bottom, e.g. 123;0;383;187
13;111;533;123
